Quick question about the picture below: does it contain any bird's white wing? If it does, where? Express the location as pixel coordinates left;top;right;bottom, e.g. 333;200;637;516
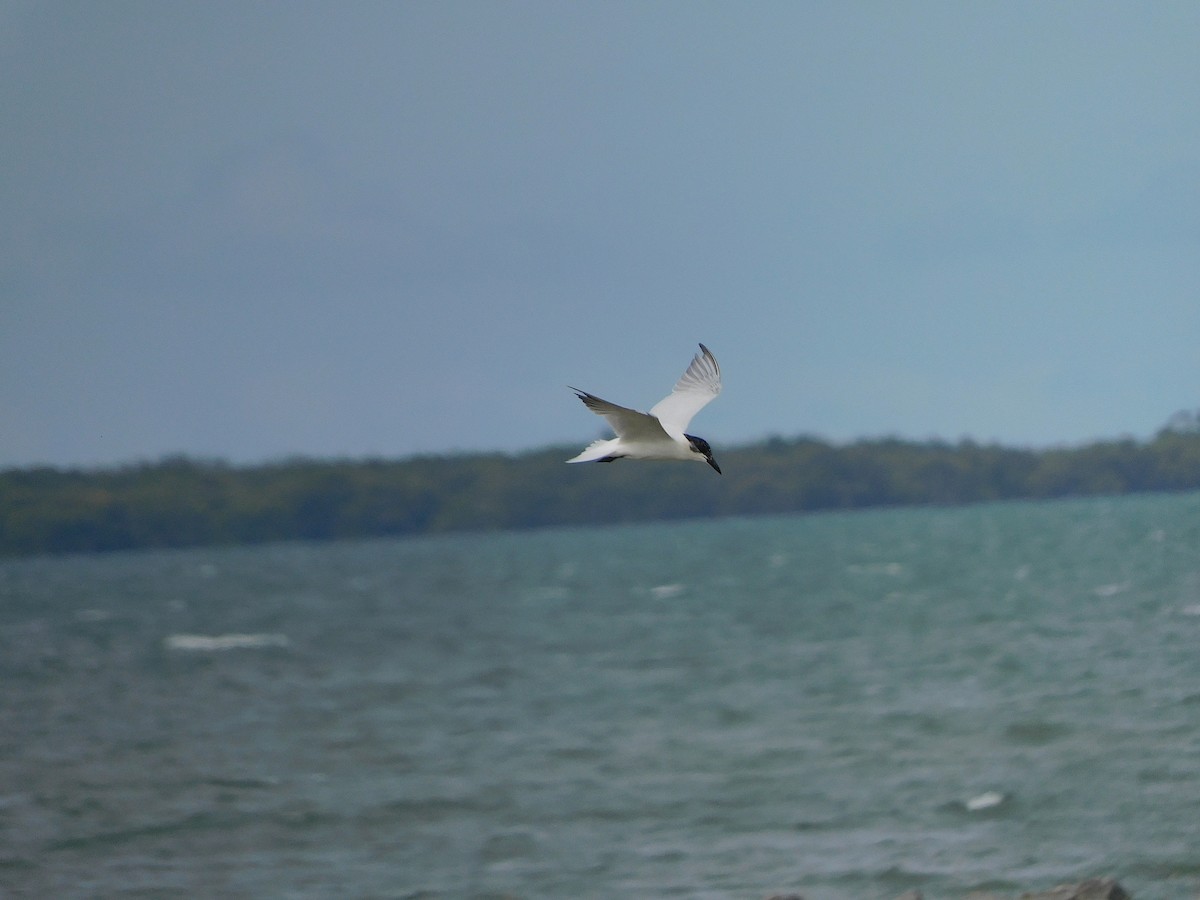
570;389;672;440
648;343;721;435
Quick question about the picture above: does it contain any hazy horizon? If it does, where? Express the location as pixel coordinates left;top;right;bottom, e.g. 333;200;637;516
5;414;1191;474
4;3;1199;468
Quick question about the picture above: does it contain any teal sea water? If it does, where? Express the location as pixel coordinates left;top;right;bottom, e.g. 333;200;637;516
3;492;1200;899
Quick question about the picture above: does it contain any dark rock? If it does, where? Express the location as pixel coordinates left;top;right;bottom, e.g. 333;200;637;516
1019;878;1131;900
770;877;1130;900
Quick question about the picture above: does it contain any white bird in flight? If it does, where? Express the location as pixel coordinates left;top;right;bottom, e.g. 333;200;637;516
566;343;723;473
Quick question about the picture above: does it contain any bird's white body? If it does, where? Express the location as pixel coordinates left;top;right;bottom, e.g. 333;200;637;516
567;433;697;464
567;344;723;472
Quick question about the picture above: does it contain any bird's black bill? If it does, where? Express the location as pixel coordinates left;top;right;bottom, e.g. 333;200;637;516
707;456;722;474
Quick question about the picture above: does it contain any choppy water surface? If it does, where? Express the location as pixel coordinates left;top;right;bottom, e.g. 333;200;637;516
3;492;1200;898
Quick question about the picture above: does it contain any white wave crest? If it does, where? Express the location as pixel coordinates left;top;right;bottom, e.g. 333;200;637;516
164;633;290;652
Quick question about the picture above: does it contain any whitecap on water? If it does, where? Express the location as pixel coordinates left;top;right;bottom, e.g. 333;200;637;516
164;633;290;652
649;583;685;599
965;791;1006;812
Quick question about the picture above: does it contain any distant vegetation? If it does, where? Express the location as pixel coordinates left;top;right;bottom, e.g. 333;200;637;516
3;412;1200;557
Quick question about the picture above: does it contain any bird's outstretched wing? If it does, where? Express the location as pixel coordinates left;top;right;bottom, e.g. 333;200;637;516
648;343;721;435
569;389;672;441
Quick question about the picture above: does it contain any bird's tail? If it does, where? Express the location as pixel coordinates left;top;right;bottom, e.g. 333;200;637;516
566;439;618;463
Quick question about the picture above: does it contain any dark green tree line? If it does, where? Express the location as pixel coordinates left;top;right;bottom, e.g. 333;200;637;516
3;417;1200;557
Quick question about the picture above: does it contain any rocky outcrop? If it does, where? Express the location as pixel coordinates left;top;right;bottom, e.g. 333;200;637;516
766;877;1132;900
968;877;1131;900
1019;878;1131;900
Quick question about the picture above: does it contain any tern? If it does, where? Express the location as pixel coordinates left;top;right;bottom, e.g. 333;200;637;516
566;343;723;473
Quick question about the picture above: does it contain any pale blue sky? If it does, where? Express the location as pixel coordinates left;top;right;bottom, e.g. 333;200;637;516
3;2;1199;468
